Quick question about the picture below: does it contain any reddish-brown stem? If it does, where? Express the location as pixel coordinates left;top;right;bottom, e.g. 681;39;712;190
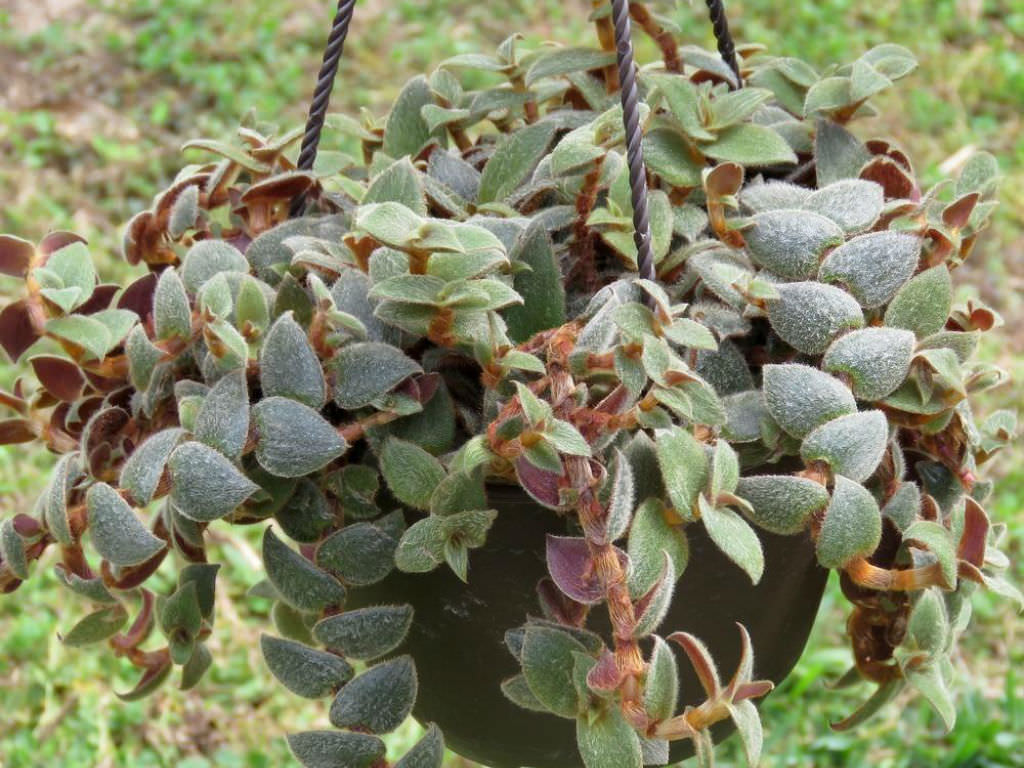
591;1;620;92
844;557;952;591
629;2;681;72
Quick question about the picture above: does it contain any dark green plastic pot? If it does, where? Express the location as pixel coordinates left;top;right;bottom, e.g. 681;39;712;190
349;484;827;768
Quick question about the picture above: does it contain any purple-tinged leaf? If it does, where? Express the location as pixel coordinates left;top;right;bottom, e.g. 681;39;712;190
668;631;721;700
30;355;85;402
39;231;86;257
536;577;587;626
0;234;34;277
546;535;604;605
957;497;988;568
0;300;41;362
586;648;623;692
516;457;562;509
0;418;37;445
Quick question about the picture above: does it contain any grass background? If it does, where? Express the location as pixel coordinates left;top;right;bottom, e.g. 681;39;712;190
0;0;1020;766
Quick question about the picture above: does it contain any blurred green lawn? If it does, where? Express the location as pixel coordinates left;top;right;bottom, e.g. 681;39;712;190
0;1;1020;766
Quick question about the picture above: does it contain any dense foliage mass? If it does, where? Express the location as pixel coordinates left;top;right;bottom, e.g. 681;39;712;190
0;5;1018;767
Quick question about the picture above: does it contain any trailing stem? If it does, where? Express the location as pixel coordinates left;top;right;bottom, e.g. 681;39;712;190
629;2;681;72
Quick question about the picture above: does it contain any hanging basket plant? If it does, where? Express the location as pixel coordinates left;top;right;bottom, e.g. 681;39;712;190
0;1;1018;767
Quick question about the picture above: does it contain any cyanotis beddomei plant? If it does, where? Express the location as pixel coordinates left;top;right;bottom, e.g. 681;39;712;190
0;4;1020;766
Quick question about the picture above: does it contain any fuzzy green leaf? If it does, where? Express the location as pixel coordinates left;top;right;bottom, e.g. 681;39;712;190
316;522;398;586
736;475;829;535
822;327;915;401
905;664;956;731
364;157;427;215
260;634;353;699
261;312;326;408
332;342;422;410
576;705;643;768
54;565;117;604
119;428;184;506
181;240;248;293
663;318;717;350
126;326;163;391
699;496;764;584
380;438;446;510
728;699;764;768
882;481;921;531
905;589;949;657
655;427;707;518
816;475;881;568
903;520;957;589
329;656;417;734
313;605;414;660
168;184;199;239
45;453;80;546
884;265;952;339
956;151;1000;198
628;499;688;596
524;47;616;85
803;179;884;234
767;281;864;354
819;231;921;308
643;128;703;187
645;74;710;140
193;369;250;459
633;551;676;637
153;269;192;341
86;482;166;567
252;397;347;478
160;581;202;664
707;88;774;131
644;635;679;722
701;124;797;167
179;562;219;621
550;124;604;176
263;527;346;612
544;419;591;456
383;75;436;159
168;441;258;521
762;363;857;439
287;731;385;768
180;643;213;691
522;625;587;718
501;674;550;712
394;723;445;768
604;450;634;544
61;604;129;647
743;209;844;279
478;121;558;203
710;439;740;497
45;315;111;361
504;224;566;343
801;410;888;483
814;120;871;187
429;470;486;516
393;509;497;576
274;479;331;543
740;180;810;213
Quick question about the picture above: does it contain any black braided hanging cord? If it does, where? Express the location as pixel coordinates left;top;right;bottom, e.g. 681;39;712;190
705;0;743;87
608;0;656;285
289;0;358;217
